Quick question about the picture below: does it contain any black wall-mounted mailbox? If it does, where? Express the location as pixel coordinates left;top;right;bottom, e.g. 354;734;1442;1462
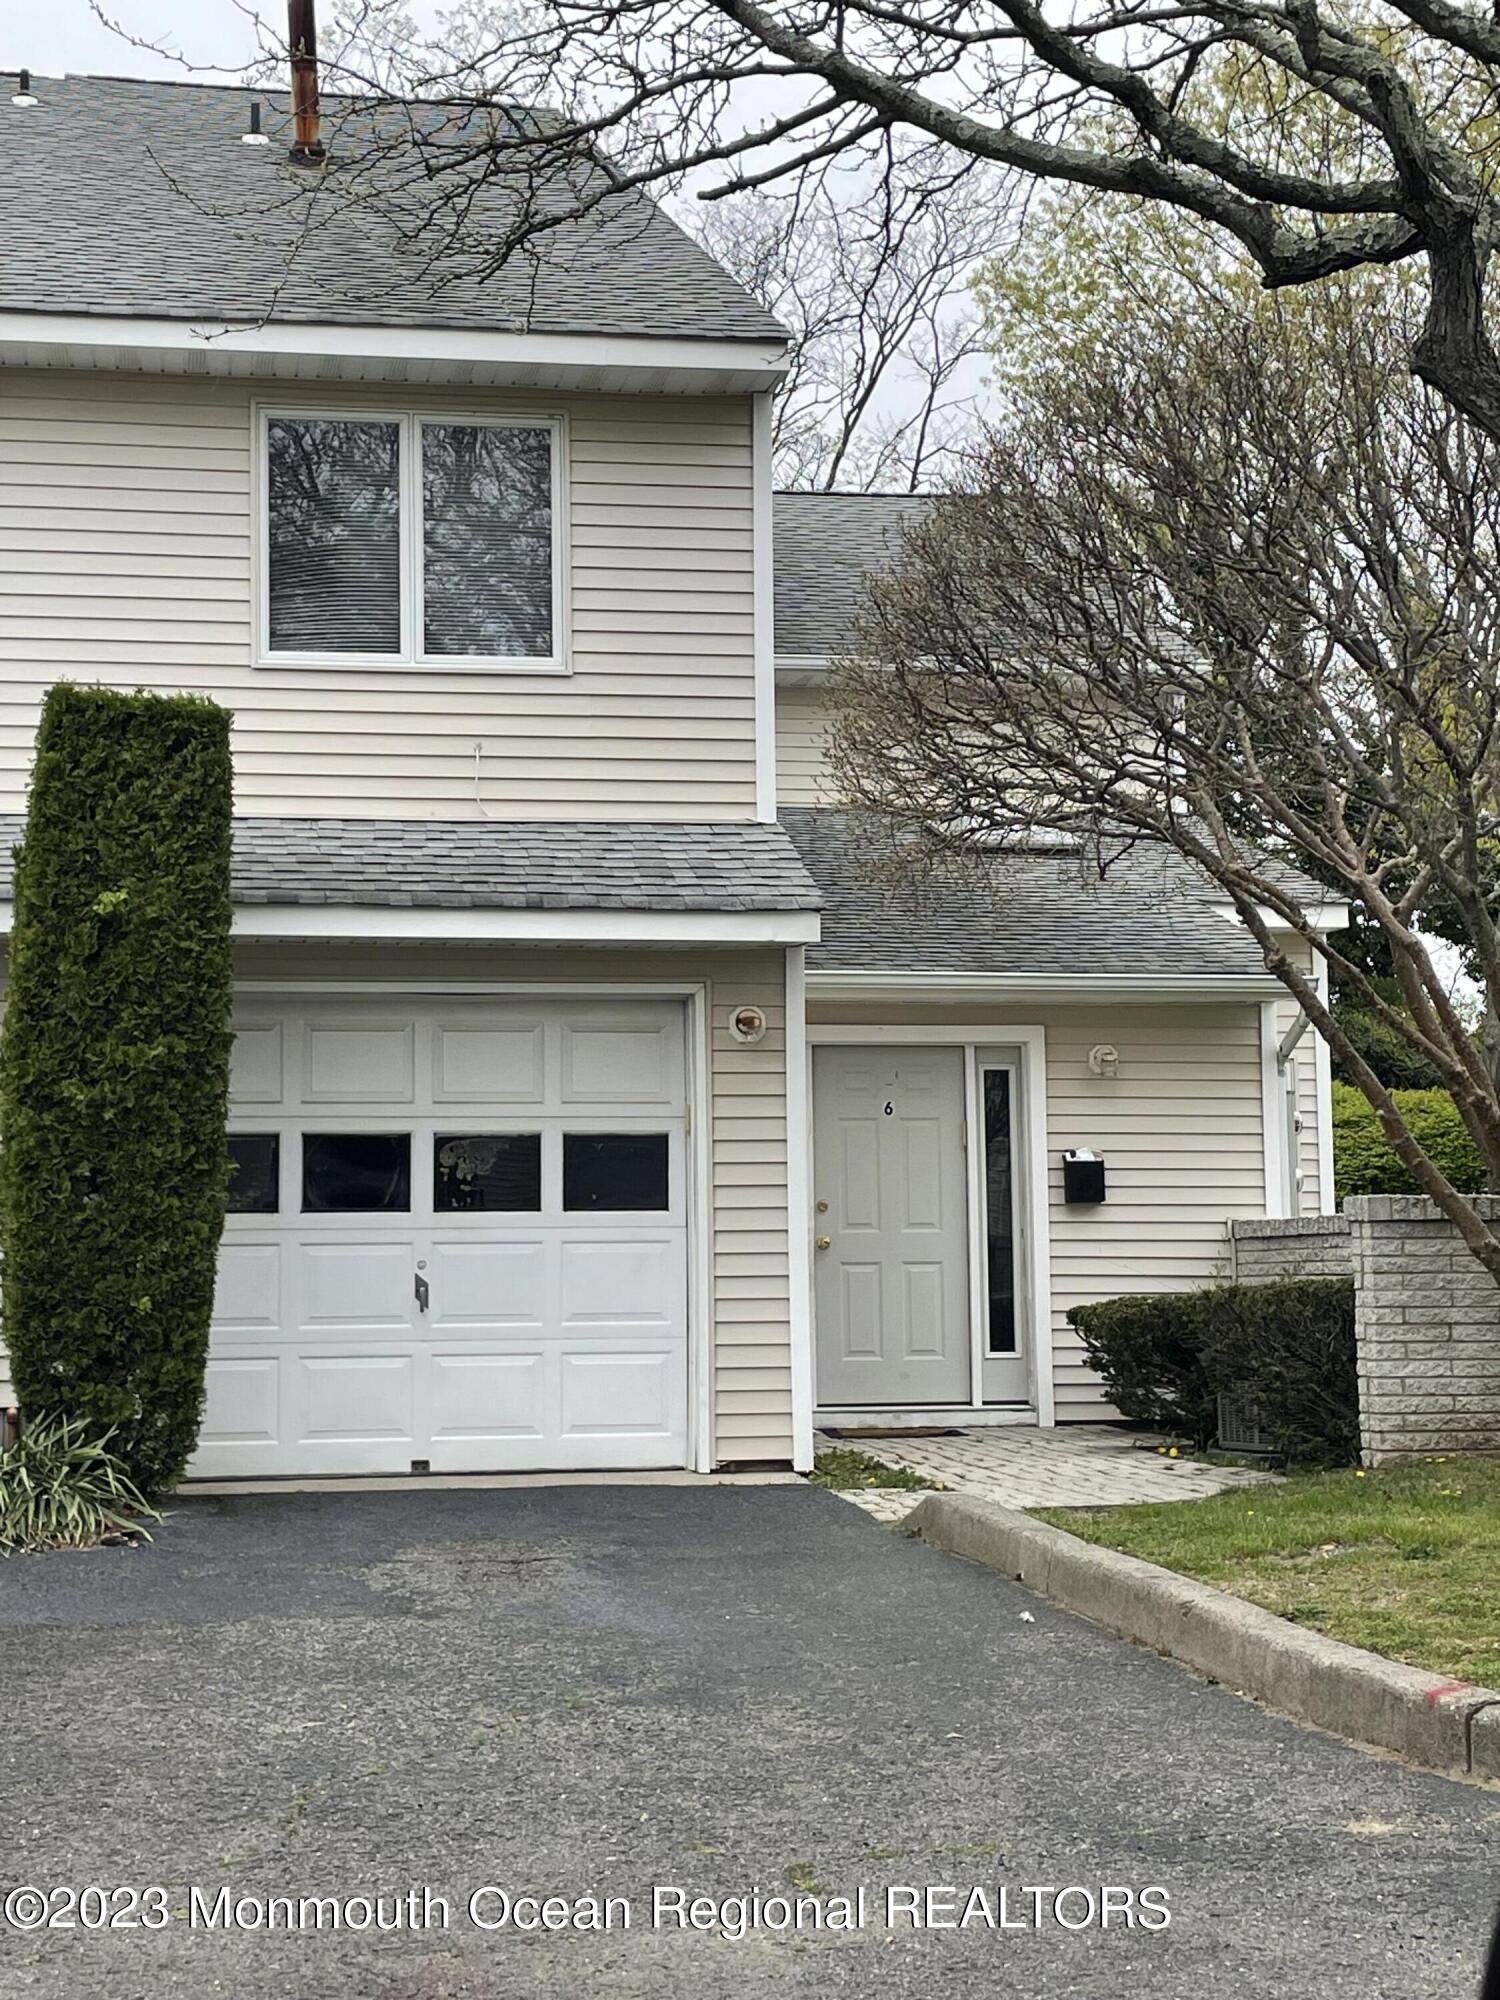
1063;1150;1106;1204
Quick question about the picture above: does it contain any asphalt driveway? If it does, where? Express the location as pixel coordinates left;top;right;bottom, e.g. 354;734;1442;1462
1;1484;1496;1999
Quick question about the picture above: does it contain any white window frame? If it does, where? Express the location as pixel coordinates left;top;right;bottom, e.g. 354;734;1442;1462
254;403;569;674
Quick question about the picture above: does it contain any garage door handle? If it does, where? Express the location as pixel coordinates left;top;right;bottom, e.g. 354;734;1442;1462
414;1273;430;1314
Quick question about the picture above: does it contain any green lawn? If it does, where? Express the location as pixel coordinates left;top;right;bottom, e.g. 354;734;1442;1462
809;1448;938;1492
1035;1457;1500;1685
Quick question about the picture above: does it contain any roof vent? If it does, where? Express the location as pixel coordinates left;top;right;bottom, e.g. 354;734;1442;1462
12;69;38;107
242;99;269;147
287;0;325;164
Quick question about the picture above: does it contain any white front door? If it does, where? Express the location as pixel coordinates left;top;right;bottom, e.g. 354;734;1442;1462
197;997;689;1478
812;1046;971;1406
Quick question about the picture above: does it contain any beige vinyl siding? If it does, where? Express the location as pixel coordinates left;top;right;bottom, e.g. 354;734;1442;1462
0;372;757;819
1042;1001;1261;1418
806;995;1267;1420
707;958;792;1462
774;683;837;806
228;941;791;1464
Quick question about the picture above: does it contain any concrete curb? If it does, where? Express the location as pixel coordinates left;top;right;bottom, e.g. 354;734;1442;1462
906;1492;1500;1784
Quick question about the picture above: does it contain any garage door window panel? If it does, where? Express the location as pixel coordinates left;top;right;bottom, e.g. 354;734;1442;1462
303;1133;412;1213
563;1133;670;1213
227;1133;280;1214
434;1133;542;1212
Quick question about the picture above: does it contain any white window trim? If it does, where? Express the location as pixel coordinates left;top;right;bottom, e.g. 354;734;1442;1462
971;1050;1030;1403
253;402;569;675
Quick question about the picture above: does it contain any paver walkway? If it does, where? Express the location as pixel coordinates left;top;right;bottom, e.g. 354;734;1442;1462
821;1423;1276;1522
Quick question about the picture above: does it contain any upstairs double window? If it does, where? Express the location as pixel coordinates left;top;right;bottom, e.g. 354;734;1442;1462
259;410;563;669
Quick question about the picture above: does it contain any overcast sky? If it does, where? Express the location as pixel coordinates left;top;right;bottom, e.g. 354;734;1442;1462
13;2;259;78
9;2;434;80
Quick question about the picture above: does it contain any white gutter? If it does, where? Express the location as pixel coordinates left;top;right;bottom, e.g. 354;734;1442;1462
0;312;790;394
0;900;819;947
808;970;1284;1001
1278;1008;1313;1065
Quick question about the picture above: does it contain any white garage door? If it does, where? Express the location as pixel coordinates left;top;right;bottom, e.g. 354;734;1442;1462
193;997;689;1478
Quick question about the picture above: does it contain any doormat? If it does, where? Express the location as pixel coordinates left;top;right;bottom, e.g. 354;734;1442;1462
821;1427;965;1440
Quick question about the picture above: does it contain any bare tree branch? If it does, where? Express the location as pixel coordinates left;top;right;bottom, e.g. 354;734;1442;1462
87;0;1500;435
830;280;1500;1274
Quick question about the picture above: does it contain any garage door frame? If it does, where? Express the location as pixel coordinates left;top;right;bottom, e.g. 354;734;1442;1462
217;978;715;1475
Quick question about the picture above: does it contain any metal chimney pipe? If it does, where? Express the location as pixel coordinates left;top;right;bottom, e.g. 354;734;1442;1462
287;0;324;164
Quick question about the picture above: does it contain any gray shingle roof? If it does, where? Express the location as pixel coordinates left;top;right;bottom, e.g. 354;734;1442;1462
781;810;1276;977
773;492;933;657
0;815;820;914
0;76;787;345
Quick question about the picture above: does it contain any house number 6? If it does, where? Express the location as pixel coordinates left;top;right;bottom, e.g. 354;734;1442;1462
883;1099;894;1116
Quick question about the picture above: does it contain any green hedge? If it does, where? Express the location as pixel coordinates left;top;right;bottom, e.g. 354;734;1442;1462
1332;1080;1485;1198
1068;1291;1219;1447
1;684;234;1491
1198;1278;1359;1467
1069;1277;1358;1464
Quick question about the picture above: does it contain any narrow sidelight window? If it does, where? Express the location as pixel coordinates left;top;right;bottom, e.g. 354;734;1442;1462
266;417;402;654
434;1133;542;1212
563;1133;670;1212
983;1071;1017;1354
422;423;554;658
302;1133;411;1213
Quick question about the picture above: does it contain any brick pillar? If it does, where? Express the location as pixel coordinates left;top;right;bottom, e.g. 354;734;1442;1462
1345;1195;1500;1462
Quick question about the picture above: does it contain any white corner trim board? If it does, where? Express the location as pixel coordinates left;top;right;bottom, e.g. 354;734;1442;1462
1259;999;1292;1219
752;391;778;825
0;903;821;947
783;945;815;1471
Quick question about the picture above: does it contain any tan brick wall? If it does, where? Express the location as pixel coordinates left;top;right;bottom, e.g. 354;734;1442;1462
1228;1216;1352;1284
1346;1196;1500;1461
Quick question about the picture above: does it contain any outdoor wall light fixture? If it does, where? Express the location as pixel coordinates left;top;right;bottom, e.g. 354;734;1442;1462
728;1005;768;1045
1087;1043;1120;1077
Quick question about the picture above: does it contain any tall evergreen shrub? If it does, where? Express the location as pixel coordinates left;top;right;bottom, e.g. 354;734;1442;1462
1;685;233;1490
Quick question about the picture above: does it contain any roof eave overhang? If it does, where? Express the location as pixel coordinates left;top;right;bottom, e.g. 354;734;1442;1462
0;901;819;946
0;312;791;396
775;654;832;684
808;969;1283;1002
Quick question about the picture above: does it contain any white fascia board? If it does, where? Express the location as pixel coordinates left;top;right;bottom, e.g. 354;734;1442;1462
1210;900;1351;933
807;970;1282;1001
0;312;791;395
0;901;819;946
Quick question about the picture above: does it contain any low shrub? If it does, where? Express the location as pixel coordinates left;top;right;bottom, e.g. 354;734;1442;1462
1071;1277;1360;1465
1197;1277;1359;1468
1068;1291;1218;1448
1332;1081;1485;1199
0;1414;162;1556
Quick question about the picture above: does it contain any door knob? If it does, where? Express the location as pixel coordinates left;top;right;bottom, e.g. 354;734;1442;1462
816;1236;831;1251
